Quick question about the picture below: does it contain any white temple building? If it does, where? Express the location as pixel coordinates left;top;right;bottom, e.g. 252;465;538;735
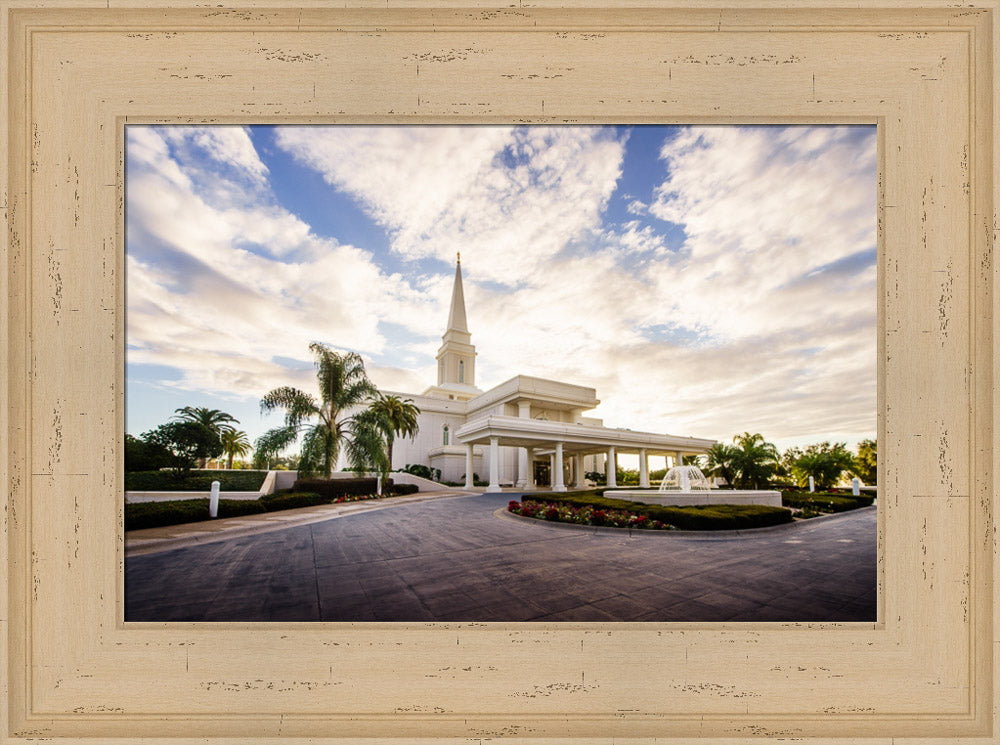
384;257;716;491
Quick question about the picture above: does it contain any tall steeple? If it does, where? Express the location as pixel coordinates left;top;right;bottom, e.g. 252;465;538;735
445;252;470;340
436;253;476;389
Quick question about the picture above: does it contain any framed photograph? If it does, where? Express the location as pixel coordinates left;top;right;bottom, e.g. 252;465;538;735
2;1;997;742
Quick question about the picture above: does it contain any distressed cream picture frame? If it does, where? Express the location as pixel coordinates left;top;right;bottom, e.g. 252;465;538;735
1;1;997;742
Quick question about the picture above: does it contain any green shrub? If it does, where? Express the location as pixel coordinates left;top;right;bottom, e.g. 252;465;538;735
293;477;388;499
124;498;265;531
389;483;420;496
259;491;329;511
124;469;268;492
781;490;871;511
525;492;792;530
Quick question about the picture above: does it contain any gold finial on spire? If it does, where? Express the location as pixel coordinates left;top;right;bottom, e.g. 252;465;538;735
457;251;461;265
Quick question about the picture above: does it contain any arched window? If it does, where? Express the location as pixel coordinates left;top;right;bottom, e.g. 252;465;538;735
458;359;465;383
442;424;450;446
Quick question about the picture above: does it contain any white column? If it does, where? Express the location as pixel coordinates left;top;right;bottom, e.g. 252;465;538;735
675;450;684;468
516;402;531;488
488;437;501;492
549;455;555;487
465;444;474;489
639;449;649;488
553;442;566;492
607;446;617;488
574;453;585;488
517;447;529;488
526;447;535;487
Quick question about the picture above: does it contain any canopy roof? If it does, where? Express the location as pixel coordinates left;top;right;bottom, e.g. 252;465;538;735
456;415;715;456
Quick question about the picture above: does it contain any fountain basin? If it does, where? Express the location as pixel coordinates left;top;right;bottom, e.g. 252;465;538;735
607;489;783;508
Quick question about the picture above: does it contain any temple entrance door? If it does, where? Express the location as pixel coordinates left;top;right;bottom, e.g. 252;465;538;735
534;461;550;488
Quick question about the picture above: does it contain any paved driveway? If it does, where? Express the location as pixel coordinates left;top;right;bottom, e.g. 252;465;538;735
125;493;877;623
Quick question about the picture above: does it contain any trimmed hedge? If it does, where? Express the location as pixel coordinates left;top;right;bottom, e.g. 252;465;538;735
525;492;793;530
781;490;873;512
125;469;268;492
125;491;331;531
125;498;266;531
390;483;420;496
259;491;332;511
293;477;390;499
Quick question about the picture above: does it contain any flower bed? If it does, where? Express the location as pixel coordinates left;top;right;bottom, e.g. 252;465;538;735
509;500;676;530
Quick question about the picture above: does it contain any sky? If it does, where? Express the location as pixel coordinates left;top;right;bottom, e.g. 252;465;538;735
125;124;877;457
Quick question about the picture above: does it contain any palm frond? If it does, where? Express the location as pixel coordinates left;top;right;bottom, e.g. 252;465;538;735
344;414;389;475
260;386;319;428
172;406;240;434
298;424;337;478
253;426;300;468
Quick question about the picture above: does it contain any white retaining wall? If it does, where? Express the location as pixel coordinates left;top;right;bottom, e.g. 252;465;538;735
125;469;464;504
607;489;783;508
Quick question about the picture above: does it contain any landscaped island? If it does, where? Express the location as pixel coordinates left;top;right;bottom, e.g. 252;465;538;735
507;488;874;531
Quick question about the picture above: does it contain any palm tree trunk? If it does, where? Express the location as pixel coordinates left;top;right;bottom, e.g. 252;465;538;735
227;453;234;469
387;437;394;472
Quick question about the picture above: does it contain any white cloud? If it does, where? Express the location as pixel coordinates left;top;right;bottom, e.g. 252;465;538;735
127;124;876;449
126;127;448;407
462;125;876;445
274;125;626;286
162;126;269;184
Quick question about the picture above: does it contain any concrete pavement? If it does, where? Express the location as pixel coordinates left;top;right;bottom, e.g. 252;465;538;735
125;493;877;623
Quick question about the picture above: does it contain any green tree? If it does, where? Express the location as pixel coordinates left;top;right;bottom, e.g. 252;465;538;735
367;393;420;470
854;438;877;485
791;441;857;490
703;442;740;487
142;421;223;477
124;433;172;472
172;406;240;467
221;429;252;470
730;432;780;489
778;446;803;481
255;343;388;478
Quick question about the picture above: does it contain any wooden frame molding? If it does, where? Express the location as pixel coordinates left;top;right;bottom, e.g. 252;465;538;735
2;2;997;742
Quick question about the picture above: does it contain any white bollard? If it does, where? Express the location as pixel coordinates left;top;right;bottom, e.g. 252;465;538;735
209;480;220;518
808;476;815;493
376;475;382;496
852;477;861;496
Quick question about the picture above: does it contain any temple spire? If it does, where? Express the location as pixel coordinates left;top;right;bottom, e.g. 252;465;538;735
446;253;469;334
435;254;476;389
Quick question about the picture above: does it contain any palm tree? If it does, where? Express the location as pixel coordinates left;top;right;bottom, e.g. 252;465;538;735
221;429;252;469
368;394;420;470
703;442;740;487
172;406;240;467
255;343;388;478
731;431;780;489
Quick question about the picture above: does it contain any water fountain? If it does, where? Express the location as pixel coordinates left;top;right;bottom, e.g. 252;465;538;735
659;465;712;492
608;462;782;508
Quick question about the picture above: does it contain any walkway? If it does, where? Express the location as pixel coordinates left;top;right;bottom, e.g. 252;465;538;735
124;493;877;623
